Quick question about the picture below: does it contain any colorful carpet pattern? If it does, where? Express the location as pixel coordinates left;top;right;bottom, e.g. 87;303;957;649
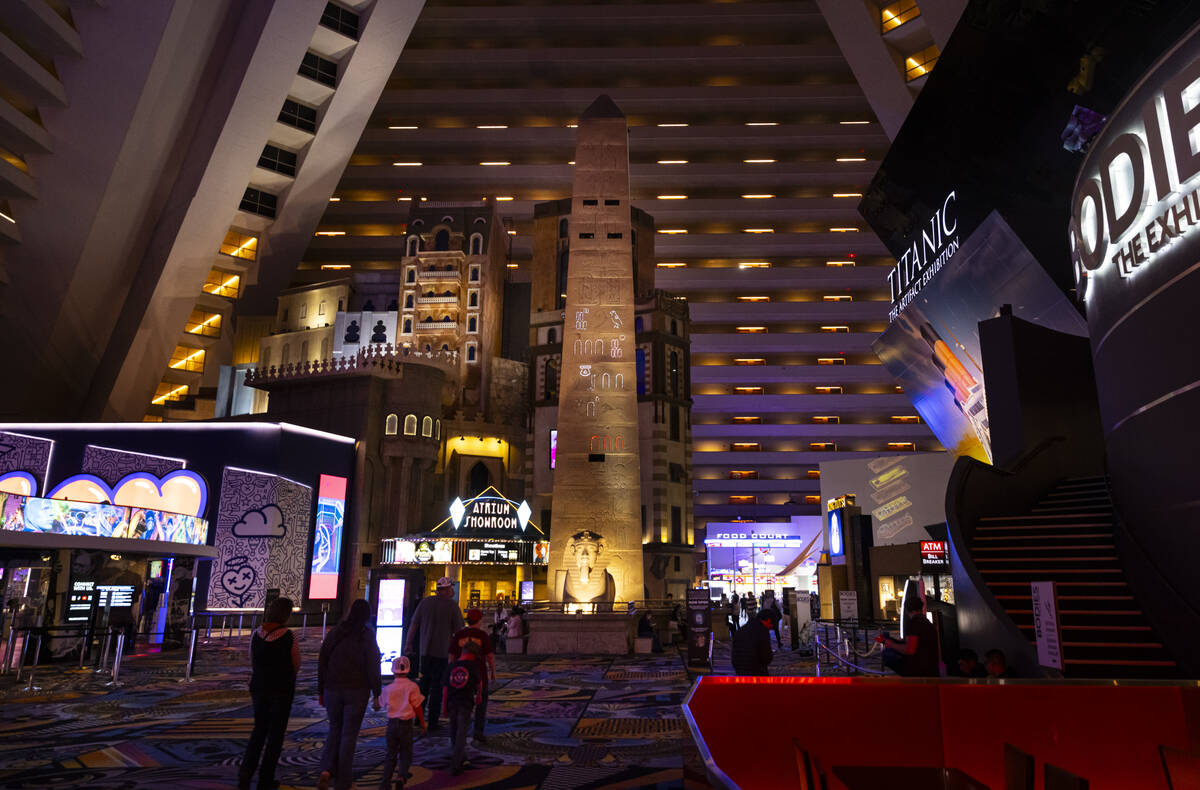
0;635;721;789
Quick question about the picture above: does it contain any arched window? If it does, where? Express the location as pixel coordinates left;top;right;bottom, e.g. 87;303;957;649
636;348;647;396
404;293;414;308
469;460;490;493
469;291;478;307
406;268;416;283
469;233;483;255
402;318;412;334
435;419;441;440
547;327;557;344
558;218;568;238
318;300;326;316
434;229;450;251
300;340;309;360
403;414;417;435
421;415;433;437
545;358;559;399
406;236;420;256
635;316;644;333
261;347;271;370
300;303;307;319
385;414;398;435
467;345;477;362
469;266;480;282
671;319;679;336
337;298;344;311
467;316;477;333
320;338;329;359
281;343;291;365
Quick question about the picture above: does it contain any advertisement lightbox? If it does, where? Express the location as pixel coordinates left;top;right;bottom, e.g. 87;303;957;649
376;577;406;677
309;474;346;600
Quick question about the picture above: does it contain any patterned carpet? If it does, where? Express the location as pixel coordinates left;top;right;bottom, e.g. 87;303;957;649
0;633;719;789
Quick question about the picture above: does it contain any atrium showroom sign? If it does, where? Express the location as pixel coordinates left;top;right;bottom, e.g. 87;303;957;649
887;191;959;322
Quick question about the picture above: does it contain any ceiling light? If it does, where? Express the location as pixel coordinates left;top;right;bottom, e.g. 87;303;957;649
568;161;575;165
506;263;519;269
657;159;688;164
658;123;689;127
836;157;866;163
743;228;774;233
829;227;859;232
657;194;688;200
738;262;771;269
392;161;422;166
397;197;412;201
507;230;516;235
315;231;346;236
321;264;351;270
566;123;578;128
328;197;340;202
477;124;508;129
744;158;776;164
658;229;688;234
480;161;510;166
388;125;419;130
495;196;515;201
657;262;687;268
738;296;770;302
745;122;778;127
840;121;870;125
741;194;774;199
420;197;427;201
832;193;863;198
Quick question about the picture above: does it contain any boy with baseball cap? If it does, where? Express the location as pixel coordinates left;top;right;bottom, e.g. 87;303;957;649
379;656;425;789
448;608;496;744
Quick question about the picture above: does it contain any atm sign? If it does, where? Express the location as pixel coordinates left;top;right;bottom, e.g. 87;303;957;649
921;541;949;571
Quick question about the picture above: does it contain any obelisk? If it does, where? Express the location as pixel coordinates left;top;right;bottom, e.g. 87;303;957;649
548;96;643;606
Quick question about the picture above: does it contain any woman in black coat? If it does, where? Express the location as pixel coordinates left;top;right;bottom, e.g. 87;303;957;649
239;596;300;790
317;599;382;790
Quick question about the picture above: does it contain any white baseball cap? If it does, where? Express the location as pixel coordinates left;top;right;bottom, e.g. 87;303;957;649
436;576;453;589
392;656;411;675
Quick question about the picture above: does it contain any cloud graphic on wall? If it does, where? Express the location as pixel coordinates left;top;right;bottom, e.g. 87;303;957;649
232;504;286;538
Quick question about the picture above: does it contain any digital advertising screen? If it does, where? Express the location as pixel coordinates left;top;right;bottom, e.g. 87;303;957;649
97;584;135;609
872;213;1088;464
549;429;557;470
67;580;95;622
376;577;406;677
2;493;209;546
309;474;347;600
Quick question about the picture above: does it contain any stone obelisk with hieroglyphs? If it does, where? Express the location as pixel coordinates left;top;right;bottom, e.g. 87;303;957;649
548;96;643;605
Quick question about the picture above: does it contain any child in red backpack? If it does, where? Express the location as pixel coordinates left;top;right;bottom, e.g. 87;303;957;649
442;641;482;776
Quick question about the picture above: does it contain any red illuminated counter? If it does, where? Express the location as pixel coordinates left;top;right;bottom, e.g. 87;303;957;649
683;675;1200;790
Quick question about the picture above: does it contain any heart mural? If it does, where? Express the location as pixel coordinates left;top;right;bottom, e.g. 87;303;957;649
220;556;258;607
47;471;207;517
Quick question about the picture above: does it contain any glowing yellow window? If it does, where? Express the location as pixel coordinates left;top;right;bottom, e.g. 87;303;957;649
905;45;940;81
729;495;757;505
734;358;766;366
811;442;837;451
169;346;206;372
738;296;770;303
736;326;767;334
807;470;821;479
823;295;853;302
729;470;759;480
152;382;190;405
185;309;222;338
812;415;840;424
731;442;761;452
820;325;850;333
204;269;241;298
804;495;821;505
817;357;846;365
815;386;844;394
891;415;921;424
219;230;258;260
734;386;764;395
881;0;920;32
826;260;855;267
888;442;917;451
732;416;762;424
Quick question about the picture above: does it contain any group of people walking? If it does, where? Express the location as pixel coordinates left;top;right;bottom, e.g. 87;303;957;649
237;576;495;790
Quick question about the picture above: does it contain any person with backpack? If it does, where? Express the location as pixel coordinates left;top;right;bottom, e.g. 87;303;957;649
443;640;483;775
317;599;382;790
731;608;776;676
238;596;300;790
404;576;464;732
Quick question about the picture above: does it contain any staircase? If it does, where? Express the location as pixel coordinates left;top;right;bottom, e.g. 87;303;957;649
969;476;1178;678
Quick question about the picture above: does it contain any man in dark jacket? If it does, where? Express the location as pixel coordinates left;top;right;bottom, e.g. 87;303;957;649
731;609;775;676
405;576;464;731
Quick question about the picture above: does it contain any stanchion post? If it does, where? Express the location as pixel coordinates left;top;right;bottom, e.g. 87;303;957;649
183;629;197;682
321;610;327;640
237;613;243;638
14;631;30;682
206;613;212;638
2;626;15;676
25;633;43;691
815;631;822;678
79;624;91;669
96;629;112;673
111;633;125;684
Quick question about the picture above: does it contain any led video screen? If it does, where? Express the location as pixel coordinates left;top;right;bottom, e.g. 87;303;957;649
0;491;209;546
376;578;406;677
872;213;1088;463
309;474;347;600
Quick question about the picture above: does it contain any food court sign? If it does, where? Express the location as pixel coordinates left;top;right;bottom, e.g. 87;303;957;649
1071;40;1200;291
